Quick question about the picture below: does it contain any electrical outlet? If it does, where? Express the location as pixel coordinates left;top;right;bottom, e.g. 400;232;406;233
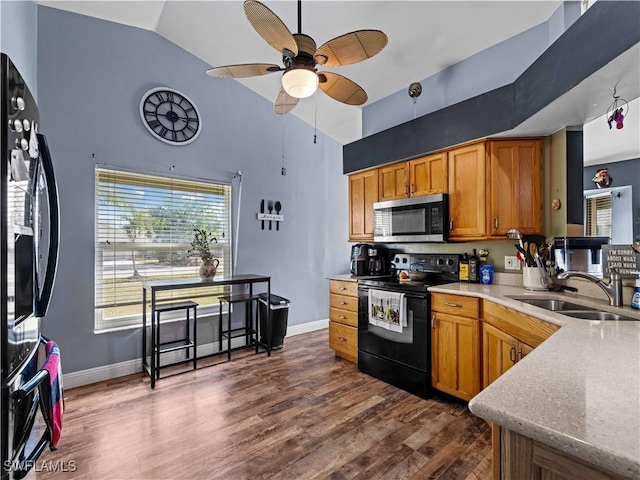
505;256;520;270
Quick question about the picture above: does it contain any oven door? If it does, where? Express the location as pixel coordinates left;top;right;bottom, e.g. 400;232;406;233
357;286;430;372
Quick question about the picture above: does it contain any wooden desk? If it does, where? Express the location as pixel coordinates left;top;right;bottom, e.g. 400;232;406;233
142;274;271;388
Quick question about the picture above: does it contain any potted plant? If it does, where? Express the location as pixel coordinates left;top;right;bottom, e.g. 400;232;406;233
188;228;220;280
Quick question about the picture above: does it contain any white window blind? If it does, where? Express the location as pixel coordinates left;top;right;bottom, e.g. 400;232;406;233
95;167;232;331
585;193;612;237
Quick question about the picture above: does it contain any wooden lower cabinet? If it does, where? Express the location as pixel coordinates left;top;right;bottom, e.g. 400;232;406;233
328;280;359;363
482;322;533;389
500;428;627;480
431;293;481;401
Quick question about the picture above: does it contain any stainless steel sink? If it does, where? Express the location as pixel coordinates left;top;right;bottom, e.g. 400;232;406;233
561;311;639;322
506;296;594;312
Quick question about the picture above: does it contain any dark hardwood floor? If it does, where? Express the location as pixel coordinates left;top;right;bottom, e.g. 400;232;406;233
29;329;491;480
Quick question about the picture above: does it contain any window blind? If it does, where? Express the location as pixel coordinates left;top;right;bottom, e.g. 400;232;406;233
95;167;232;331
585;193;612;238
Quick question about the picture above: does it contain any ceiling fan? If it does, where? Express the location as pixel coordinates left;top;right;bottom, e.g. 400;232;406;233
206;0;388;114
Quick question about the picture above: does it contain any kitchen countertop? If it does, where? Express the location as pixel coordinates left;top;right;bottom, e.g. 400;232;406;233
428;282;640;478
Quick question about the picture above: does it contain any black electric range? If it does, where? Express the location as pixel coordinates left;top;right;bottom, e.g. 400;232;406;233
357;253;461;398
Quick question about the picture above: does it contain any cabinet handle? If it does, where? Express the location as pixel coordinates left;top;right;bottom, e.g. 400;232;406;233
516;349;524;361
340;287;347;290
494;216;499;231
444;302;463;308
406;184;410;196
411;183;415;194
339;301;347;305
337;336;348;342
450;219;454;231
338;315;347;319
509;345;517;364
432;314;437;330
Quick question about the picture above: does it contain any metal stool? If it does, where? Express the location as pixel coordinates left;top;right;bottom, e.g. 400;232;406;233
153;301;198;380
218;294;260;360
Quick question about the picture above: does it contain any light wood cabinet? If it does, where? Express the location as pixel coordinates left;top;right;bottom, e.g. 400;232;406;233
348;169;378;241
500;428;627;480
482;300;556;389
487;139;542;236
447;142;487;239
378;153;448;201
431;293;481;401
328;280;359;363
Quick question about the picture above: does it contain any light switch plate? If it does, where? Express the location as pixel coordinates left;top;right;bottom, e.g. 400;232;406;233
505;256;520;270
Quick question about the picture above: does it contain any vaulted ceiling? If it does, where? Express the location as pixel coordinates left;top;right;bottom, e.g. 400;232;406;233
39;1;572;144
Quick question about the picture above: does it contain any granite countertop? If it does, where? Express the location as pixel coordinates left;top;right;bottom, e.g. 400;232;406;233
428;283;640;478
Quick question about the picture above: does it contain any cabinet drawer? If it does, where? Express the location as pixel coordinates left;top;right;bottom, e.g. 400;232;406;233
329;307;358;327
330;280;358;297
330;293;358;312
329;322;358;359
431;293;480;318
483;300;558;348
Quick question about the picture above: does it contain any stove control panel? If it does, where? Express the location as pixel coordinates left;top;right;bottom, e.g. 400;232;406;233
393;253;461;275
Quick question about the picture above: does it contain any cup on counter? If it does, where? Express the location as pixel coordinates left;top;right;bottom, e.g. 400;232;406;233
522;266;548;290
479;265;494;284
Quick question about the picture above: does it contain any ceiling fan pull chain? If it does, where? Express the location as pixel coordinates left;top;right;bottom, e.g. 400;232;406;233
313;89;318;144
281;117;287;175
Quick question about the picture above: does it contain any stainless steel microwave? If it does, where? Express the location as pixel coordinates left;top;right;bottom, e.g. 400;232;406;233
373;194;449;243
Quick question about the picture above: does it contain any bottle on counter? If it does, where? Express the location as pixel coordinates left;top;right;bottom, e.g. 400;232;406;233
459;253;469;282
632;274;640;310
469;249;479;283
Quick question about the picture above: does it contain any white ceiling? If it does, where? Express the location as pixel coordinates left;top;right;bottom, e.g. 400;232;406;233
39;0;572;145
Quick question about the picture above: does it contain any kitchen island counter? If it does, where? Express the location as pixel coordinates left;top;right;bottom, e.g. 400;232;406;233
428;282;640;479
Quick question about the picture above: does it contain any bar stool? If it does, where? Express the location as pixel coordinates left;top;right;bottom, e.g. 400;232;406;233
153;301;198;380
218;293;260;360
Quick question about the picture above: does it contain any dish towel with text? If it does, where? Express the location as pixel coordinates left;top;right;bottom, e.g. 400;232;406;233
42;340;64;450
368;289;406;332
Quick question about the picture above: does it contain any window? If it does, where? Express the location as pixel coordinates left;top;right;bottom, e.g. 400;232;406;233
585;192;612;237
95;167;232;331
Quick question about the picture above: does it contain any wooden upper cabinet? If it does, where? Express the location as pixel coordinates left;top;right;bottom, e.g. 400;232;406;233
378;153;448;201
410;153;448;196
378;162;409;201
447;142;487;240
348;169;379;241
488;139;542;236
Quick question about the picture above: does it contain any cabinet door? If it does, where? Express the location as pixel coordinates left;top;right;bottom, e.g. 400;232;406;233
447;142;486;239
410;153;448;196
432;312;481;401
378;162;409;201
482;322;517;389
488;140;542;236
349;169;379;241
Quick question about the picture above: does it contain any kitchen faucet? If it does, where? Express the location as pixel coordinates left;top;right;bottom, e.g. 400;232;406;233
557;268;623;307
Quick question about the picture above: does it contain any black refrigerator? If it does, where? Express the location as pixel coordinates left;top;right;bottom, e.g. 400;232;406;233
1;54;60;479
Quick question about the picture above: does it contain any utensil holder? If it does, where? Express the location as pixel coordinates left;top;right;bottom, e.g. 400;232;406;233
523;266;549;291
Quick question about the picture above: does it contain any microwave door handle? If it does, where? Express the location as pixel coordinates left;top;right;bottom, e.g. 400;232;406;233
34;134;60;318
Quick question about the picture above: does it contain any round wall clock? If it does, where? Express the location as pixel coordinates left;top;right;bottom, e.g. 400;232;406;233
139;87;201;145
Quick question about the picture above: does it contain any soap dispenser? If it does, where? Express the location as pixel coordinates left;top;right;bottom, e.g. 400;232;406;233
632;273;640;310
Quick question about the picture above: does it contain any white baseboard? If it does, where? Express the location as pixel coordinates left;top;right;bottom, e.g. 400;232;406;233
62;319;329;389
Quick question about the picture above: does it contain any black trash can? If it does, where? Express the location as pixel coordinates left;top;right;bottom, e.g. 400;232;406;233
258;293;290;350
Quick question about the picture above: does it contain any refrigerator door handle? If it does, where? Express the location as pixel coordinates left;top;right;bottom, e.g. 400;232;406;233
34;133;59;318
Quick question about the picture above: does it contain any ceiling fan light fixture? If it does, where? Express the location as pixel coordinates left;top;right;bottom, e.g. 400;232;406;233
282;68;318;99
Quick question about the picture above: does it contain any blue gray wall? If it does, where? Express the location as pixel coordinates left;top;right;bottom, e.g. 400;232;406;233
36;6;349;374
0;0;38;97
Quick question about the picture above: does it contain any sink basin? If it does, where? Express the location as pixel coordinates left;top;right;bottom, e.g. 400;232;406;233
506;296;594;312
561;311;639;322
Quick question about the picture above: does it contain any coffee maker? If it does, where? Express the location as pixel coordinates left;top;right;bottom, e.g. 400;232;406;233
350;244;371;276
367;246;390;276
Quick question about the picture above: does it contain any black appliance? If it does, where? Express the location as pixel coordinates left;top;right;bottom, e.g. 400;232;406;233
373;194;449;243
2;54;60;479
358;253;460;399
350;243;370;276
366;246;389;276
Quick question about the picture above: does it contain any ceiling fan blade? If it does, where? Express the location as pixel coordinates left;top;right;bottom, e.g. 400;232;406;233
244;0;298;57
318;71;367;106
274;88;298;115
206;63;280;79
314;30;388;67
